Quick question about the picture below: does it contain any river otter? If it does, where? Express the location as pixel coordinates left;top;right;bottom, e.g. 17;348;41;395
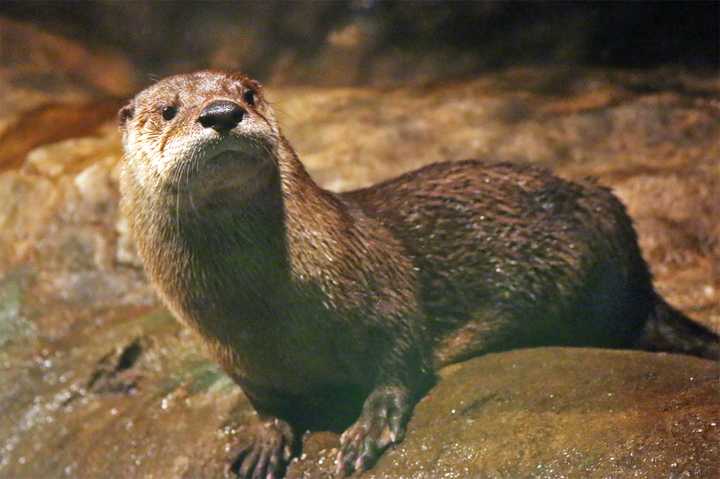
118;70;719;478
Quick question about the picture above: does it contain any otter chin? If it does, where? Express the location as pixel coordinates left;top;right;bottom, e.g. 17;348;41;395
180;146;274;203
118;70;719;479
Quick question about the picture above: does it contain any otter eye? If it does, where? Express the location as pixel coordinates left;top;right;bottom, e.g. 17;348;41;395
161;105;177;121
243;89;256;106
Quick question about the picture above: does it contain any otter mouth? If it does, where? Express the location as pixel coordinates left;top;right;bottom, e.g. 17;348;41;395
205;149;259;170
167;141;273;201
198;146;268;182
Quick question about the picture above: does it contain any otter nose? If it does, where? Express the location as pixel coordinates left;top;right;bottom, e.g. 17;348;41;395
197;100;245;132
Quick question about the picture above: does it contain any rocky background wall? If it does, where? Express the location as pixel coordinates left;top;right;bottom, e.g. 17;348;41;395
0;2;718;477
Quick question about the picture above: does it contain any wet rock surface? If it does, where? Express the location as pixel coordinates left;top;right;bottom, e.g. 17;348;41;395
0;22;718;478
303;348;720;479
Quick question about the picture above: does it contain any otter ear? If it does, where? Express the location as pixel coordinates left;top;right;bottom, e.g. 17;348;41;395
118;101;134;128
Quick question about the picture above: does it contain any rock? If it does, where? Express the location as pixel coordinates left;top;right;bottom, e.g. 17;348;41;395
0;268;35;349
363;348;720;479
0;17;134;171
0;101;125;171
1;328;717;478
0;17;135;98
2;4;717;85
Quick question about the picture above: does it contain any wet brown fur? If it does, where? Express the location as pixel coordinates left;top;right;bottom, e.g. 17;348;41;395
119;70;719;477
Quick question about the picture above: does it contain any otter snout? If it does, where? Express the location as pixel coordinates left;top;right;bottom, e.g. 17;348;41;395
197;100;245;132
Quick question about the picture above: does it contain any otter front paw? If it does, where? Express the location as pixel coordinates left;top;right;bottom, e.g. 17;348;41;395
335;386;412;477
227;417;294;479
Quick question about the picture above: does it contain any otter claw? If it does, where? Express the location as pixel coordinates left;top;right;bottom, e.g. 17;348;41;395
335;387;411;477
228;419;294;479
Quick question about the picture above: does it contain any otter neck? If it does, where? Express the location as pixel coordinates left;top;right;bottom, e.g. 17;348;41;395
126;134;352;327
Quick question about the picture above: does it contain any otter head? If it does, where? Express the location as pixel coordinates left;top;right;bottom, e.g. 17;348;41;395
119;71;281;203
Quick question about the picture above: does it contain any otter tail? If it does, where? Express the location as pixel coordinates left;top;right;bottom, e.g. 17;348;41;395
637;295;720;360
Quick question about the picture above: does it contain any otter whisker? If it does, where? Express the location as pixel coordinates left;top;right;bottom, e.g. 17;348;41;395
186;158;201;220
169;162;183;234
